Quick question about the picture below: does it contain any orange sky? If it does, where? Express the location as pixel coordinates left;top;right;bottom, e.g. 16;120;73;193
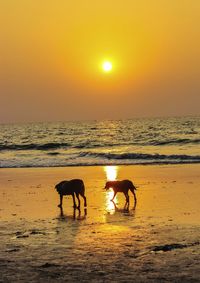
0;1;200;123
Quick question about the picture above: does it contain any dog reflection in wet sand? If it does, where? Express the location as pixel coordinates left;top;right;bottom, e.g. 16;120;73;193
55;179;87;209
105;179;137;206
59;206;87;221
111;198;137;213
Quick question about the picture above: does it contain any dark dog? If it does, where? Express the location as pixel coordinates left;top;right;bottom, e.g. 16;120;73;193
55;179;87;208
105;179;137;204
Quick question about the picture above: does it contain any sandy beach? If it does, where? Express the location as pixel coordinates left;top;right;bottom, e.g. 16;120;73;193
0;164;200;282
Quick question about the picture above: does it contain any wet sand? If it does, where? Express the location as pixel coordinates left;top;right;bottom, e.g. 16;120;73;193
0;165;200;282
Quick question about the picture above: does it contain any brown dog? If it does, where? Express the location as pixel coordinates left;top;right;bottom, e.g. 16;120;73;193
105;179;137;204
55;179;87;208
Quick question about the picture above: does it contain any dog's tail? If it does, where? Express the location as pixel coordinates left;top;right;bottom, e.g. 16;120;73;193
81;180;85;194
130;181;137;190
129;182;137;203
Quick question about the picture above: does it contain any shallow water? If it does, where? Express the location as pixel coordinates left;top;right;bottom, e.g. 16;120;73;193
0;165;200;282
0;116;200;167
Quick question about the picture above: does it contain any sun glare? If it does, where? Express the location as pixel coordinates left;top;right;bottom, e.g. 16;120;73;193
104;166;118;181
102;61;112;72
104;166;119;212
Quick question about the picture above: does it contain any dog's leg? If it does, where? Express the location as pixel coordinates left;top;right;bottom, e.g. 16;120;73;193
75;193;80;209
58;194;63;207
83;195;87;207
126;194;130;204
59;205;64;216
111;191;117;201
133;191;137;204
72;193;77;208
80;192;87;207
130;188;137;204
124;201;129;211
123;192;130;209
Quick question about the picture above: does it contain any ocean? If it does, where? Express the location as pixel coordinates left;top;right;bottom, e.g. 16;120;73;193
0;116;200;168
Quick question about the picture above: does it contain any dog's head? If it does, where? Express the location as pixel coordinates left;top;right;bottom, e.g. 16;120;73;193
55;181;66;194
104;181;113;190
55;182;61;193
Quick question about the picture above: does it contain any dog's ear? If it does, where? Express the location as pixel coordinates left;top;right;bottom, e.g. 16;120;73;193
104;181;109;189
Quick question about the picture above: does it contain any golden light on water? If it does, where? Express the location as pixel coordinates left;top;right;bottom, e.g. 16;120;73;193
106;190;115;211
104;166;119;211
104;166;118;181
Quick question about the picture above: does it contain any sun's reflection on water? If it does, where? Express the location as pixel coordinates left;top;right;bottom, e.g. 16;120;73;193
104;166;119;212
104;166;118;181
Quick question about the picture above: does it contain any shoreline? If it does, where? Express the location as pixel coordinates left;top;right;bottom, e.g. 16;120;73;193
1;162;200;169
0;164;200;282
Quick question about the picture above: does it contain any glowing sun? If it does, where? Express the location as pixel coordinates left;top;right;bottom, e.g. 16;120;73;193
102;61;112;72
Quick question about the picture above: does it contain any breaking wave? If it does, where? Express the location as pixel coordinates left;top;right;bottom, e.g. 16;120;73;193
78;151;200;164
0;142;70;151
0;116;199;167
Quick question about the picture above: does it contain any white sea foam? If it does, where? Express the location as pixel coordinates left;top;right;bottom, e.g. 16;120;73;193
0;116;199;167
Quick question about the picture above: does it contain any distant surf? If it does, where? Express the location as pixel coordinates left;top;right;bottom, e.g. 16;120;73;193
0;116;199;168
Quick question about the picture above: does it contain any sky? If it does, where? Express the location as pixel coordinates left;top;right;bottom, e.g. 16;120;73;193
0;0;200;123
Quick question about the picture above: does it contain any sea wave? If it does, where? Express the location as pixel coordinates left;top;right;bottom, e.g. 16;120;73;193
0;142;70;151
0;117;199;167
1;138;200;152
150;138;200;146
79;152;200;162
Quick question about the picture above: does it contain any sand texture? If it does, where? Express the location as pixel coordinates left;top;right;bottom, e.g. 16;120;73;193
0;165;200;282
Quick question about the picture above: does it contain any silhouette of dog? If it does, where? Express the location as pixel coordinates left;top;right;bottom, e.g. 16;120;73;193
105;179;137;204
55;179;87;209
